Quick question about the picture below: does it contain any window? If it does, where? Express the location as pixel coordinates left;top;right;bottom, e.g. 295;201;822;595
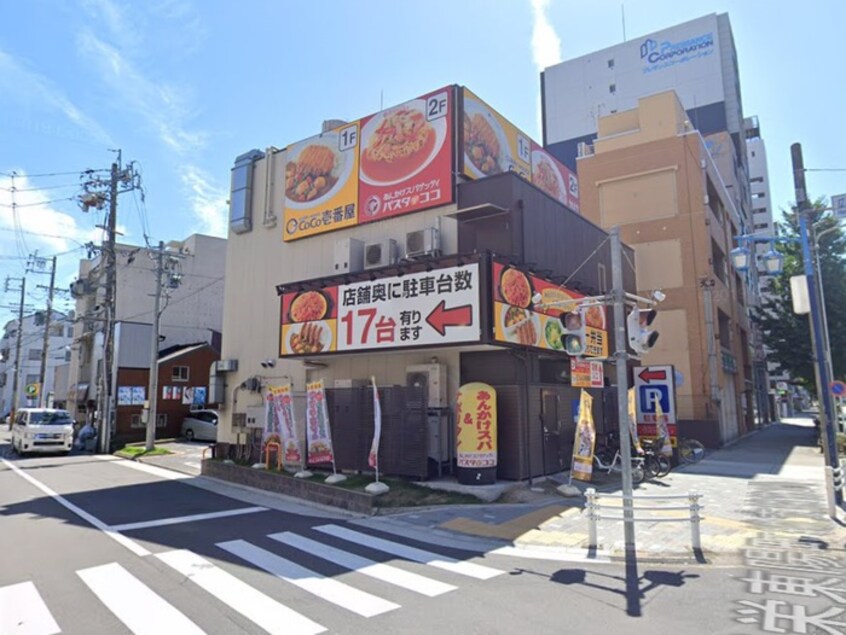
750;176;764;183
753;191;766;199
65;350;72;362
597;263;608;294
711;239;728;284
67;326;74;337
607;58;615;69
130;414;143;428
50;324;63;337
28;348;42;361
609;84;616;94
751;151;756;157
172;366;189;382
754;223;769;230
25;374;38;385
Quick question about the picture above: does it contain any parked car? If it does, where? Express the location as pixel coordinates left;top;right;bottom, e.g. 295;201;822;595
181;410;218;442
11;408;75;456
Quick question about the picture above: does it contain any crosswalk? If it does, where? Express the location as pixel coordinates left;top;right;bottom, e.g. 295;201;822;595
0;524;505;634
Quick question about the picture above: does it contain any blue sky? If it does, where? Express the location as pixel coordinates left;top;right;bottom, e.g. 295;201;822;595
1;0;844;328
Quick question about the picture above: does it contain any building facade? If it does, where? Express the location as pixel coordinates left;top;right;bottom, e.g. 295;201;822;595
66;233;226;427
214;85;634;481
0;310;74;415
577;91;754;446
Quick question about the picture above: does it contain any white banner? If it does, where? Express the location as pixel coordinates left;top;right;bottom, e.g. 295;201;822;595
368;377;382;471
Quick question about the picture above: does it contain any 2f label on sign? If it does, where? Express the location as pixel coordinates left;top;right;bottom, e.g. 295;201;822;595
427;93;448;121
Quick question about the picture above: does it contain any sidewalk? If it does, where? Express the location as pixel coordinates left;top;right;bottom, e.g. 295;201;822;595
359;417;846;563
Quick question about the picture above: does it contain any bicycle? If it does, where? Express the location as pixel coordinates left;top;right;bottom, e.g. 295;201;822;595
593;445;645;484
677;436;705;464
639;436;671;478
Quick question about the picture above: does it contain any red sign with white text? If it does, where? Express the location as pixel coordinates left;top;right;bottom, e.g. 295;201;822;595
358;87;454;223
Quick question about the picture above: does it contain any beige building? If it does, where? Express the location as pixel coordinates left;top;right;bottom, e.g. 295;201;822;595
577;91;754;445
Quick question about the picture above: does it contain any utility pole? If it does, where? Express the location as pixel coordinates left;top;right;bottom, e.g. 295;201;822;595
145;241;165;451
37;256;57;407
791;142;842;507
6;277;25;429
610;226;636;553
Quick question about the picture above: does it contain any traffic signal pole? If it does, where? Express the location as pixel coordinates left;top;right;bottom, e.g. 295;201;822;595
610;226;636;553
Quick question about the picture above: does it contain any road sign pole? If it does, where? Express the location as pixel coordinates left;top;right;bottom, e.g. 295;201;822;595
610;226;636;553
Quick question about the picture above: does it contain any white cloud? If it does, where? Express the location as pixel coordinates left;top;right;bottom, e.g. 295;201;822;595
530;0;562;71
0;173;104;255
76;31;206;155
530;0;562;137
0;49;113;145
180;166;228;237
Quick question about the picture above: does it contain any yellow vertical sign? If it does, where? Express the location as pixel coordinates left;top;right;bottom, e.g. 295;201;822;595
571;390;595;481
655;400;673;456
628;388;642;454
455;382;497;469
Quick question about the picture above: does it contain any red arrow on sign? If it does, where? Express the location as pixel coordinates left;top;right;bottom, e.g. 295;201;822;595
638;368;667;383
426;300;473;336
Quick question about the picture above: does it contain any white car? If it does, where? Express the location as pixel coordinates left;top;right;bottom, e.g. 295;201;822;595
181;410;218;442
11;408;75;455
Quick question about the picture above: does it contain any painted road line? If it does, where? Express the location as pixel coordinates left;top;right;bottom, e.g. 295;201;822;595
157;549;324;635
0;458;150;557
315;525;503;580
184;461;201;469
77;562;203;635
111;506;267;532
217;539;399;617
489;545;611;563
269;531;456;597
93;455;190;480
0;581;60;635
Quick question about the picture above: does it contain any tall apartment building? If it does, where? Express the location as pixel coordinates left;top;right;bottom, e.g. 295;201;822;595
66;233;226;423
577;91;754;445
0;310;74;414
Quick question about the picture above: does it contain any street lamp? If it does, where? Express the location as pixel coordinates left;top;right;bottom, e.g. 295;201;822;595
730;235;787;275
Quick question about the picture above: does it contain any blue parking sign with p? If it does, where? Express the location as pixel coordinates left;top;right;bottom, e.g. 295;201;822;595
639;385;669;414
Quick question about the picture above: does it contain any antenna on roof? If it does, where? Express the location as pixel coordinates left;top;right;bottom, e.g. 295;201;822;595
621;4;627;42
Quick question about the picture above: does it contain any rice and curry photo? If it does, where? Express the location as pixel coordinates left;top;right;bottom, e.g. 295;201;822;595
285;143;340;203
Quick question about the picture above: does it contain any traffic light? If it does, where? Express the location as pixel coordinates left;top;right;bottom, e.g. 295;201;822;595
560;306;587;356
627;307;659;354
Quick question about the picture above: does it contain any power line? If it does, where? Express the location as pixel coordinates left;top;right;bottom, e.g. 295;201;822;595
0;196;79;208
805;168;846;173
0;169;108;179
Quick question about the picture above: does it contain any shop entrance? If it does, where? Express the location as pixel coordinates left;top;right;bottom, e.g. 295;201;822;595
540;389;569;473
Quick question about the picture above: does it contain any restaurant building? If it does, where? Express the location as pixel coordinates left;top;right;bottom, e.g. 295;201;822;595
213;85;636;481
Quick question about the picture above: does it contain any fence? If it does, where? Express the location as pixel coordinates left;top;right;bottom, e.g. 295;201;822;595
585;488;704;551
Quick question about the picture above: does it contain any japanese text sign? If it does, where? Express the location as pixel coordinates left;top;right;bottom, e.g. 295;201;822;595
455;382;498;469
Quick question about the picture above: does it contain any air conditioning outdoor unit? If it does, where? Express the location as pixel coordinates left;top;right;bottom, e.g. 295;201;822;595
406;363;448;409
334;237;364;273
405;227;440;259
364;238;398;270
215;359;238;373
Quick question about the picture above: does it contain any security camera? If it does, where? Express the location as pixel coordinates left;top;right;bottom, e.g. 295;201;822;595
652;289;667;303
260;359;276;369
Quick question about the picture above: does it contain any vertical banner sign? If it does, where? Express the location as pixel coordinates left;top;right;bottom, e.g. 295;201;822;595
368;377;382;471
263;388;280;449
655;400;673;457
359;87;454;224
628;388;642;454
306;380;335;464
272;383;302;466
571;390;596;482
455;382;498;469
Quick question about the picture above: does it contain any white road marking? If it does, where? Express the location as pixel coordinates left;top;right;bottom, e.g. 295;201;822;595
269;531;456;597
92;455;190;480
111;506;267;531
0;581;60;635
77;562;204;634
490;545;611;563
217;539;399;617
184;461;201;469
314;525;503;580
0;458;150;556
157;549;324;635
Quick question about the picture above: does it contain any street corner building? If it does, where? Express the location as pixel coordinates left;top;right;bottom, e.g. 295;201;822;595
212;85;636;481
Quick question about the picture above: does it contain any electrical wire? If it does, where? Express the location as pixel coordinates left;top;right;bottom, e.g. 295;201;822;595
0;196;78;208
0;169;108;179
559;235;610;289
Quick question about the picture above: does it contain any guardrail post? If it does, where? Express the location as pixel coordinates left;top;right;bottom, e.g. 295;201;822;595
586;488;598;549
825;466;837;519
689;491;702;551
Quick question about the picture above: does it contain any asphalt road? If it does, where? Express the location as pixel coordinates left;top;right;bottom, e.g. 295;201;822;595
1;433;843;634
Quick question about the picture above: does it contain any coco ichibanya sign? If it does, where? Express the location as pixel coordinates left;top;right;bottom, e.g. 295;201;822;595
280;263;480;356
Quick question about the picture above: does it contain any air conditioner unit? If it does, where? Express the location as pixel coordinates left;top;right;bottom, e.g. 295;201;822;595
364;239;398;270
406;363;448;408
405;227;440;260
215;359;238;373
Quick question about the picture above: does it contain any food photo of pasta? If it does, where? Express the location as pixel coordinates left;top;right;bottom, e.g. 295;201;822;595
531;151;567;205
360;101;445;185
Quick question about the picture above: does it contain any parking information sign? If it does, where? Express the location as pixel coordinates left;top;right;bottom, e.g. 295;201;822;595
634;365;677;438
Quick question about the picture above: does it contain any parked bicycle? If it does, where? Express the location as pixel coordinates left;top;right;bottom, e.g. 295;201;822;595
593;435;645;483
639;436;671;478
677;437;706;464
